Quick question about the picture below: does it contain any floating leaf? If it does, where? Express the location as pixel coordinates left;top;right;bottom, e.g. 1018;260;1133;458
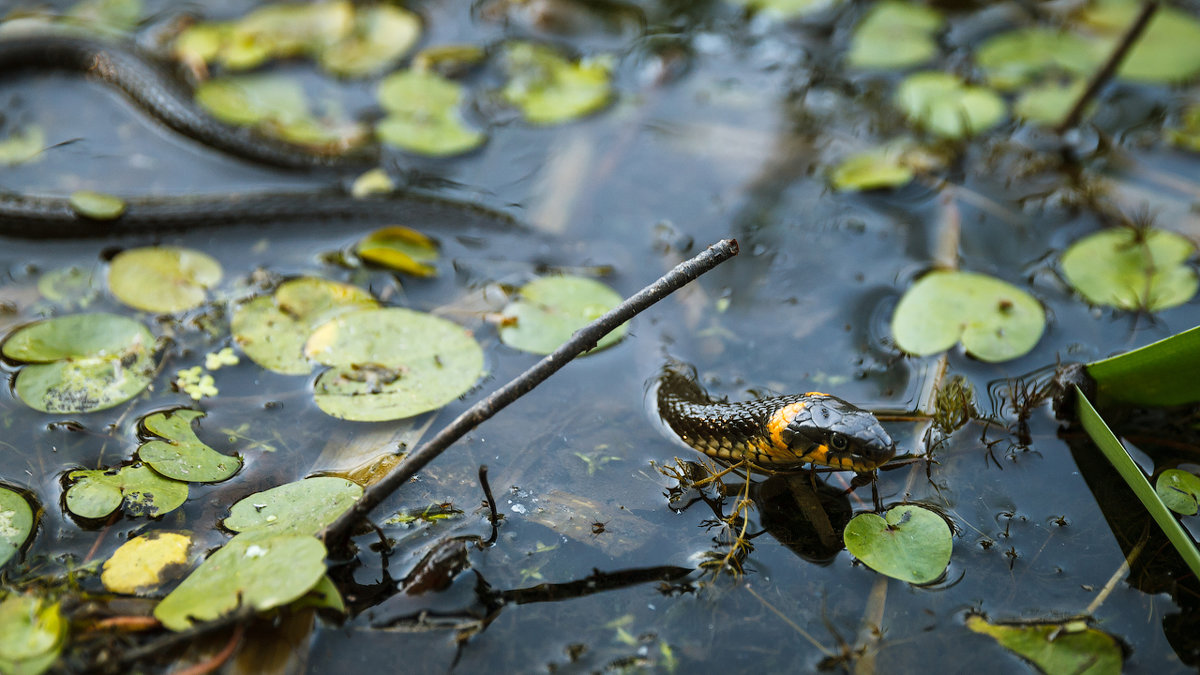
414;44;486;76
232;278;378;375
0;126;44;166
966;615;1122;675
843;504;952;584
350;168;395;197
138;409;241;483
1156;470;1200;516
1061;228;1198;312
891;270;1045;362
0;488;34;568
1169;105;1200;153
224;477;363;536
1081;0;1200;84
108;246;222;314
68;191;125;221
65;465;188;520
67;0;143;31
224;1;354;69
895;72;1006;139
724;0;843;19
501;42;613;125
355;226;439;277
0;595;66;675
499;275;625;355
1013;79;1087;125
306;308;484;421
829;148;915;191
101;531;193;594
847;1;943;70
318;5;421;77
3;313;156;413
153;531;327;631
975;28;1101;90
376;70;485;156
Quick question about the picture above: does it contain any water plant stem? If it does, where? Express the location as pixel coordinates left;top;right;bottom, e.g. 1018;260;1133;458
321;238;741;549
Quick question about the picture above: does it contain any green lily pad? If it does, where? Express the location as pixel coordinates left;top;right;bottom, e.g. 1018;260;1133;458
975;28;1101;90
101;531;193;595
108;246;222;314
355;226;439;277
154;531;327;632
1169;105;1200;153
0;488;34;568
67;0;143;31
376;70;485;156
847;1;943;70
891;270;1045;362
499;275;626;355
1013;79;1087;126
501;42;613;125
65;464;188;520
843;504;952;584
1061;228;1197;312
68;191;125;221
305;307;484;421
350;168;395;197
224;476;363;536
1082;0;1200;84
966;615;1122;675
725;0;843;19
3;313;156;413
318;5;421;77
829;148;915;191
232;278;378;375
138;409;241;483
0;126;45;166
413;44;487;76
895;72;1006;139
1156;469;1200;516
225;2;353;69
0;595;66;675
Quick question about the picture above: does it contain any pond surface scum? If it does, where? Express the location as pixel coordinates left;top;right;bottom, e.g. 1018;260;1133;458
3;0;1200;672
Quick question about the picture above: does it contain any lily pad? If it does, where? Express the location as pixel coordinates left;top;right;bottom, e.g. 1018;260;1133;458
355;226;439;277
966;615;1122;675
67;0;143;31
221;2;353;70
101;531;193;594
1060;228;1198;312
0;595;66;675
68;190;125;220
64;465;189;520
843;504;952;584
847;1;943;70
1081;0;1200;84
138;409;241;483
499;275;626;355
376;70;485;156
153;531;328;631
895;72;1006;139
1156;469;1200;516
306;307;484;421
3;313;156;413
829;148;915;191
501;42;613;125
224;476;363;536
725;0;843;19
0;126;45;166
232;278;378;375
318;5;421;77
1013;79;1087;126
108;246;222;314
0;488;34;568
975;28;1101;90
891;270;1045;362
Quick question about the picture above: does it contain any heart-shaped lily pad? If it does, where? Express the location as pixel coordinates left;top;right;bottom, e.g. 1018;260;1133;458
847;1;943;70
1060;228;1197;312
501;42;613;125
895;71;1006;139
891;270;1045;362
108;246;223;314
64;465;188;520
1156;469;1200;516
843;504;952;584
0;487;34;568
498;275;626;355
966;615;1122;675
137;409;242;483
224;476;362;536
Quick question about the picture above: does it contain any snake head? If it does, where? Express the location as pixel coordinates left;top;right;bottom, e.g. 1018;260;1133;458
770;394;896;471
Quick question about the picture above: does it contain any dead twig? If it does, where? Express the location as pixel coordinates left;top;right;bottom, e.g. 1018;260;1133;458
321;238;741;550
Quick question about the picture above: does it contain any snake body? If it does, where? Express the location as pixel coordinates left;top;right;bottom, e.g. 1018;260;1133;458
0;28;376;169
656;366;895;472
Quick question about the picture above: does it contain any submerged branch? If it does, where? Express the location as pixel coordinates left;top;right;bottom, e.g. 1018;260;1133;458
321;238;740;549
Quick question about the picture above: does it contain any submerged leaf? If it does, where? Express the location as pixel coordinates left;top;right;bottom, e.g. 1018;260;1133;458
891;270;1045;362
138;409;241;483
1061;228;1197;312
895;72;1005;139
0;488;34;568
224;477;363;536
108;246;222;314
65;465;188;519
153;531;327;631
501;42;613;125
101;531;193;594
843;504;952;584
966;615;1122;675
499;275;626;355
0;126;45;166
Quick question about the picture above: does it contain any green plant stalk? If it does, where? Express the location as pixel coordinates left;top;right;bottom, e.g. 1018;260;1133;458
1087;324;1200;407
1074;385;1200;580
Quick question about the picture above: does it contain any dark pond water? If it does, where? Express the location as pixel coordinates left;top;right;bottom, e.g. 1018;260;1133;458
2;0;1200;673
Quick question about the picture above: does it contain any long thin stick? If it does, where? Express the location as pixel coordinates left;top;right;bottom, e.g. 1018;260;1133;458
321;238;740;549
1055;1;1158;133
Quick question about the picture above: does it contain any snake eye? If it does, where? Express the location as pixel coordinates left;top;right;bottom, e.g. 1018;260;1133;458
829;432;849;451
